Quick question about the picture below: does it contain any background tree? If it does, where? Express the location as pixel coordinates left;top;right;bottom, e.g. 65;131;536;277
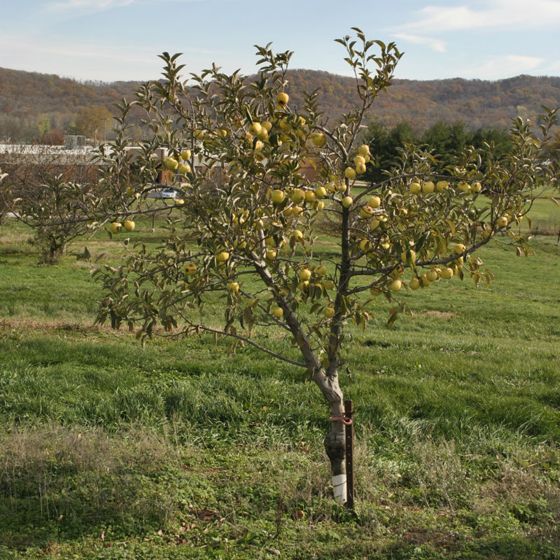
0;147;105;263
94;29;557;504
363;121;415;181
41;128;65;145
364;120;515;181
74;106;113;141
421;121;469;165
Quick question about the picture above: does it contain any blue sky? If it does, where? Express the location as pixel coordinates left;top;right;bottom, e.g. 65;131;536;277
1;0;560;82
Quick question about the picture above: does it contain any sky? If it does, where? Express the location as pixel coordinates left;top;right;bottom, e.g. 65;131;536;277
1;0;560;83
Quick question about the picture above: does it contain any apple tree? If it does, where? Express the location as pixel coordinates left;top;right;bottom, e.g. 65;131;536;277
0;147;112;263
94;29;557;503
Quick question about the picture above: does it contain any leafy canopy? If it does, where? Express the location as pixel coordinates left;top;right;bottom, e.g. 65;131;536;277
95;29;557;373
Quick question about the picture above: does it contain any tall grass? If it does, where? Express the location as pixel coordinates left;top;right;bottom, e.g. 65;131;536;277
0;213;559;559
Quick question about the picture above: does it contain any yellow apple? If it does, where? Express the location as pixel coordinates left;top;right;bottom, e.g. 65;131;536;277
262;121;273;132
250;122;262;136
163;157;178;171
314;186;327;199
177;162;191;174
184;262;197;275
422;181;435;194
436;180;449;192
299;268;312;281
304;191;316;203
389;279;402;292
360;206;375;219
367;196;381;208
357;144;371;157
277;92;289;106
454;243;466;255
409;277;420;290
497;216;509;228
270;189;286;204
440;267;454;279
409;182;421;194
180;149;191;160
353;155;366;167
427;269;439;282
123;220;135;232
254;140;265;152
271;305;284;319
310;132;326;148
292;230;304;242
110;222;122;234
227;281;240;293
291;188;305;204
216;251;230;264
342;196;353;208
344;167;356;180
472;182;482;193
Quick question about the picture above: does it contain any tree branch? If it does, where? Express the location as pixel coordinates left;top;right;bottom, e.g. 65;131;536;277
170;321;307;369
346;234;496;295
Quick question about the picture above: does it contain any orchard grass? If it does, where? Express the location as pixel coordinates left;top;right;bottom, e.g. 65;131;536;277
0;209;559;559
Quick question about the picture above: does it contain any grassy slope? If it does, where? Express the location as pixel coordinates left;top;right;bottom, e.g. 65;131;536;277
0;209;559;559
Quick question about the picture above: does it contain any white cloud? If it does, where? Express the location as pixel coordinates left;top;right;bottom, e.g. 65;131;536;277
400;0;560;33
461;54;544;80
393;32;446;53
48;0;205;10
49;0;136;11
0;33;221;81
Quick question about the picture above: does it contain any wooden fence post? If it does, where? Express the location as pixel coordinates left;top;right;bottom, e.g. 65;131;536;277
344;399;354;510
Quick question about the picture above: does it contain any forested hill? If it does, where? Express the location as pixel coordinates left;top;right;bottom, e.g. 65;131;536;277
1;65;560;141
286;70;560;129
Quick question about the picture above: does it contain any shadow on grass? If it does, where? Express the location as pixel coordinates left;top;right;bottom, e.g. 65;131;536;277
377;536;560;560
0;427;198;550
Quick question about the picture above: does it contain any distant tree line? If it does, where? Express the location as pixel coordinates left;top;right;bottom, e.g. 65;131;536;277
0;106;114;144
362;120;515;181
2;65;560;143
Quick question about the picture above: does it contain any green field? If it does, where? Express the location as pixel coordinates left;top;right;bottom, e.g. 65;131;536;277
1;201;560;559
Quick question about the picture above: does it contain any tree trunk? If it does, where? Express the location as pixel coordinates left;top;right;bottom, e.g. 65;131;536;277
251;262;348;503
42;239;65;264
312;368;347;504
